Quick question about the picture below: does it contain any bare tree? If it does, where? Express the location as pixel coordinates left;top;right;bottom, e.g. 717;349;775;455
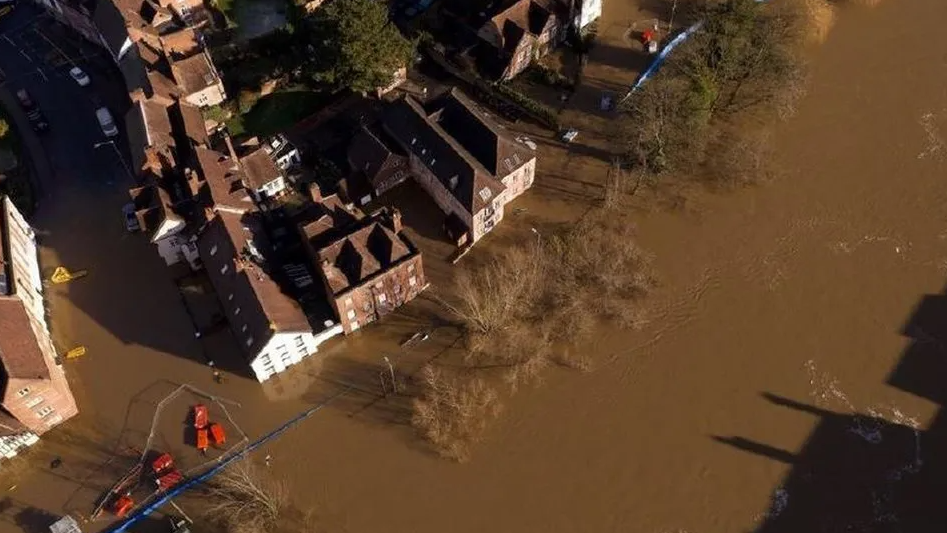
204;459;289;533
411;365;502;461
442;240;546;336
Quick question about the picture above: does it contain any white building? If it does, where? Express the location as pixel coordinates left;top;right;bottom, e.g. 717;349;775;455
575;0;602;31
197;206;340;382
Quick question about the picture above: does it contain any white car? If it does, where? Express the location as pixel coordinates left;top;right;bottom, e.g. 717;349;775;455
69;66;91;87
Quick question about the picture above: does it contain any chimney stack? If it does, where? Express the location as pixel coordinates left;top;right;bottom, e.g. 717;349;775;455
308;182;323;204
389;208;403;234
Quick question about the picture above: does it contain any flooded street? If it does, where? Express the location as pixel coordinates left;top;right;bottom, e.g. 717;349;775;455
5;0;947;532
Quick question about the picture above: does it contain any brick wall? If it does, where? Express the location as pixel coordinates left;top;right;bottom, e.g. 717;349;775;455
331;254;425;334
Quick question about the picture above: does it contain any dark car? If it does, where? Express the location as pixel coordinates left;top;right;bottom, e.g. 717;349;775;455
15;89;49;133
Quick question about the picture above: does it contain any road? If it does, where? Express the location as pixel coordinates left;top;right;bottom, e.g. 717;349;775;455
0;7;238;530
0;2;134;194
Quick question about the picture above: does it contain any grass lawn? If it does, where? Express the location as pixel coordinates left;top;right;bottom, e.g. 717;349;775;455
226;89;330;138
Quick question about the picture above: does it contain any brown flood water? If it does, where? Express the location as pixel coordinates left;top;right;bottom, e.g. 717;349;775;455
5;1;947;532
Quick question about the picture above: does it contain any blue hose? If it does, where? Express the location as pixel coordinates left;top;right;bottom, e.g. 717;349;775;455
105;388;350;533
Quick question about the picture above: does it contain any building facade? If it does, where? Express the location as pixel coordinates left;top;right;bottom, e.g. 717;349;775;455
309;209;426;334
380;88;536;246
0;197;78;437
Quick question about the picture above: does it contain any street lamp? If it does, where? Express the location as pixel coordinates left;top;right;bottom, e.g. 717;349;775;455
383;356;397;394
93;140;134;183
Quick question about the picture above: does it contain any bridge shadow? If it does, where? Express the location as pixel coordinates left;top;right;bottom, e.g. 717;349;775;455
714;284;947;533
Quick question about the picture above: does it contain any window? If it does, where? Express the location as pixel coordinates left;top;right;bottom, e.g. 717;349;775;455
409;276;417;287
36;405;55;418
246;336;254;347
346;309;356;320
241;324;248;332
259;355;272;366
375;281;384;290
295;335;306;349
16;387;30;397
25;396;44;408
228;293;234;301
277;344;289;357
234;307;241;316
220;263;229;274
280;351;292;365
210;245;218;256
378;293;387;303
350;320;359;331
478;187;492;202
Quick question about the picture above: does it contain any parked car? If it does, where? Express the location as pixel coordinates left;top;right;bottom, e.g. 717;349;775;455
122;203;140;232
68;66;91;87
95;107;118;137
560;128;579;143
16;89;49;133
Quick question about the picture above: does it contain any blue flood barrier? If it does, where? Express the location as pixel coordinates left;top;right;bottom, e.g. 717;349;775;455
623;0;771;100
105;388;350;533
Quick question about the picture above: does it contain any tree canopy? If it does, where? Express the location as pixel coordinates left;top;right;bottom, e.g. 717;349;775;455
307;0;415;94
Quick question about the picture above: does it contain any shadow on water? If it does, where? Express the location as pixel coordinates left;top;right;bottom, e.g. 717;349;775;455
714;284;947;533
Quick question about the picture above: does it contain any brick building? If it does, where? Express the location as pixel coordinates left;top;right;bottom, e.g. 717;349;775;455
0;197;78;437
304;207;426;334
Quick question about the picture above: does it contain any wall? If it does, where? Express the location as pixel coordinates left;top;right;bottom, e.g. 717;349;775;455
2;369;78;435
184;81;226;108
407;155;474;231
249;331;318;382
4;198;46;331
331;254;425;334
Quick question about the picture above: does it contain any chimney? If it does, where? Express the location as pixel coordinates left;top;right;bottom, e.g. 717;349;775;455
222;134;240;162
389;208;403;234
308;182;323;204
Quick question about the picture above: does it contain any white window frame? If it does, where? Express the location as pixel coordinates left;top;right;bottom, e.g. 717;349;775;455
16;387;30;397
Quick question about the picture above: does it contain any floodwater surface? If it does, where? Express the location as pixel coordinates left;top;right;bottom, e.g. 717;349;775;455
5;1;947;533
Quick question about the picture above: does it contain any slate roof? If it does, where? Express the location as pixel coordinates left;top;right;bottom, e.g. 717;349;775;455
316;213;414;295
240;149;283;191
382;88;536;214
170;51;219;94
0;298;50;381
194;147;253;210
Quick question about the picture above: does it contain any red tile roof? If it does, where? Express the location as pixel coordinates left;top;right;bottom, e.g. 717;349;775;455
0;298;50;381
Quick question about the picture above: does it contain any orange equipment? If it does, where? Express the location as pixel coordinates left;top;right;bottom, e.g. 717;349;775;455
209;422;226;446
193;404;208;429
196;428;209;452
112;495;134;518
642;28;655;45
151;453;174;475
156;470;183;492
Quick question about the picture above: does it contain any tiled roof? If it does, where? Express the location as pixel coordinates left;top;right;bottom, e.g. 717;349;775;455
173;100;209;147
0;298;50;381
429;88;533;178
347;125;407;188
316;213;413;295
240;149;282;191
382;94;505;214
194;147;253;211
125;98;177;175
170;52;219;94
160;28;201;57
201;210;310;338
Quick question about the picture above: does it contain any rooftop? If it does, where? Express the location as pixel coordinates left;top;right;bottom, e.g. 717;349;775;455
240;149;283;191
316;210;414;295
194;146;253;211
0;298;50;382
170;51;219;94
214;209;311;333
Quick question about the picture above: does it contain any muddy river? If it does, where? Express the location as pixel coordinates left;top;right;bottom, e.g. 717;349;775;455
5;0;947;532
